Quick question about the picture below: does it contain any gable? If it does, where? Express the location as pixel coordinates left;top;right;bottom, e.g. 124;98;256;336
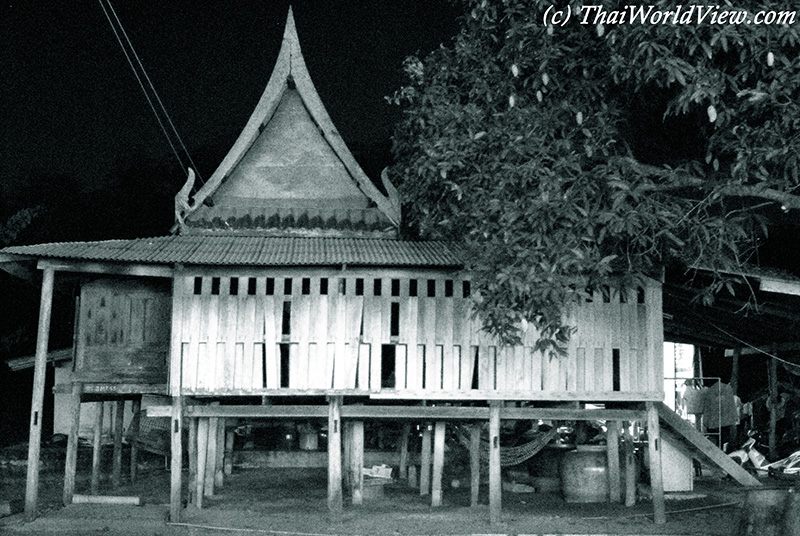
177;8;400;236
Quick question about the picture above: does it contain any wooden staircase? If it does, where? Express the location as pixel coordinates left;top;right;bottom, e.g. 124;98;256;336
656;402;761;487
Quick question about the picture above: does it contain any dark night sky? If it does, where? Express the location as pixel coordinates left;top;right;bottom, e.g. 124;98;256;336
1;1;458;207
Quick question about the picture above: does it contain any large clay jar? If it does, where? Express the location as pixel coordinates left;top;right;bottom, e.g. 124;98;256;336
560;445;609;503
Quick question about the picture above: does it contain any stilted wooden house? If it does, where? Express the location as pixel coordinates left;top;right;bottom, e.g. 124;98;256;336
0;8;760;527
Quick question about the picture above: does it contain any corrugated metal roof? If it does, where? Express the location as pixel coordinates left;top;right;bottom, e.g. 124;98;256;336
0;235;464;267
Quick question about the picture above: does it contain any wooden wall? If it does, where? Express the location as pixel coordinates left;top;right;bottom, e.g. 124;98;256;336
170;269;663;399
76;279;171;384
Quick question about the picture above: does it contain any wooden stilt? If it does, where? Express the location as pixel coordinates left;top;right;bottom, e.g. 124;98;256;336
419;423;432;496
214;417;225;489
63;382;82;506
111;400;125;489
91;402;105;495
623;421;637;507
129;398;141;484
169;395;184;523
489;403;501;526
646;402;666;524
24;267;55;522
408;465;418;488
470;423;481;508
351;421;364;505
327;396;343;519
606;420;621;503
224;427;234;476
398;423;410;480
343;422;352;493
205;415;218;497
188;417;198;506
196;418;209;508
431;421;445;507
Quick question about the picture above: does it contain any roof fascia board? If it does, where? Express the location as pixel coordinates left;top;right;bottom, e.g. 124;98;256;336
37;259;174;278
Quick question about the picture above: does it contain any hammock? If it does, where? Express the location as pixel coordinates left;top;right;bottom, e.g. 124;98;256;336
457;426;559;467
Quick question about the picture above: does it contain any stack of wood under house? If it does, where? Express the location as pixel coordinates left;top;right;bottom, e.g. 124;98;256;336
0;8;760;526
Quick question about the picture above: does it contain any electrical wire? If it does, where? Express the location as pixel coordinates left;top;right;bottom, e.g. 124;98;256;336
710;322;800;369
98;0;204;187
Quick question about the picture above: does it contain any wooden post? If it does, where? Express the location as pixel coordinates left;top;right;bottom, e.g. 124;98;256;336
351;421;364;505
606;420;621;503
214;418;225;489
769;357;779;460
205;414;219;496
327;396;343;519
623;422;637;507
195;418;209;508
431;421;445;507
342;422;352;493
489;403;501;525
646;402;666;524
224;427;234;476
111;400;125;488
470;423;481;508
419;423;432;496
398;423;410;480
188;417;198;506
408;465;418;488
129;398;141;484
169;395;184;523
63;382;82;506
24;267;55;521
91;402;105;495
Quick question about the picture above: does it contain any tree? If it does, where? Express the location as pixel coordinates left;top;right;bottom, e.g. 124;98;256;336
388;0;800;351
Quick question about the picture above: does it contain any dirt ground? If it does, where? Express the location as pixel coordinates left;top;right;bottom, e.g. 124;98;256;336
0;445;791;536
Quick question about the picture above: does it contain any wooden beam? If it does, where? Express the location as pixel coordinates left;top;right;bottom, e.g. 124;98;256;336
155;404;646;421
489;403;501;526
112;400;125;489
91;402;104;495
214;418;225;489
24;267;55;522
37;259;173;278
419;423;432;496
327;396;343;519
195;418;209;508
169;396;184;523
224;428;234;476
205;416;218;497
188;418;198;506
606;421;621;503
371;389;663;401
647;402;666;525
431;421;445;507
63;383;82;506
470;423;481;508
351;421;364;505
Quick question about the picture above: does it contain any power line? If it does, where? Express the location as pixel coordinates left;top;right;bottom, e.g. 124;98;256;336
98;0;204;187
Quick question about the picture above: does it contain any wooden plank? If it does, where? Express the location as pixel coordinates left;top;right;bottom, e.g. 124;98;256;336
344;294;364;389
404;294;421;389
478;346;491;390
395;344;407;390
184;293;202;392
494;346;507;391
358;343;371;390
647;402;666;525
262;294;279;389
637;288;649;391
62;382;82;506
331;290;348;389
645;281;664;393
170;396;184;522
25;268;54;522
91;402;104;495
221;289;237;390
364;296;382;390
489;403;501;526
327;396;343;519
432;421;446;507
201;297;219;391
310;287;329;388
581;294;596;391
292;293;312;389
619;290;632;392
419;423;432;496
531;347;543;392
437;292;456;390
470;423;481;508
238;291;256;390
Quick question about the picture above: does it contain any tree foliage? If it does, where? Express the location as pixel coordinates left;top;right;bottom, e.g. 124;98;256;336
389;0;800;350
